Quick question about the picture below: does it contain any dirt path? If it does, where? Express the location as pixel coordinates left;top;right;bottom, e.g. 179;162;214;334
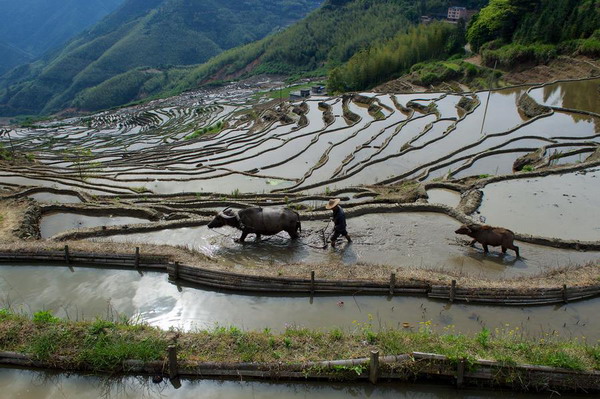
503;56;600;85
0;200;26;243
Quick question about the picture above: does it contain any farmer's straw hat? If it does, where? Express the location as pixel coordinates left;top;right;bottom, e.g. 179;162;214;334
326;198;341;210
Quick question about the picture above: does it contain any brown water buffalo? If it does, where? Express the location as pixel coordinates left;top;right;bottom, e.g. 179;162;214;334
455;224;520;257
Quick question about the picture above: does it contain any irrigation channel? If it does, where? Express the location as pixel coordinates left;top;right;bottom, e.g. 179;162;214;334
1;77;600;396
3;368;588;399
3;264;600;339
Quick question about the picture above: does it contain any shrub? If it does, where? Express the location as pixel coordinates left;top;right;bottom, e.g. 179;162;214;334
0;308;11;320
329;328;344;341
522;165;534;172
482;44;557;69
32;310;60;324
476;327;491;348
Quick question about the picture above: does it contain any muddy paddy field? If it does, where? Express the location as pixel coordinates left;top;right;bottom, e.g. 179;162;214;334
1;77;600;397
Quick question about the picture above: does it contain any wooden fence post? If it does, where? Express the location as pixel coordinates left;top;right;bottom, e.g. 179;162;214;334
135;247;140;268
456;357;466;388
64;245;70;264
369;350;379;384
168;345;179;379
310;271;315;296
389;273;396;296
450;280;456;303
173;262;180;280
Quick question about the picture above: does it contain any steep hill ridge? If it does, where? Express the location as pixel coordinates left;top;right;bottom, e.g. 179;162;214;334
66;0;432;112
0;0;322;116
0;0;125;75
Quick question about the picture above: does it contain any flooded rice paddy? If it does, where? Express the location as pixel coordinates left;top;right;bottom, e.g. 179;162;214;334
479;168;600;241
1;81;598;196
40;213;151;239
426;188;461;208
2;265;599;340
97;213;600;277
1;78;600;396
3;367;580;399
528;78;600;114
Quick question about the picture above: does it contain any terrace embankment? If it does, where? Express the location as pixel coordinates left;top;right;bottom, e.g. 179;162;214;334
1;157;600;303
1;311;599;393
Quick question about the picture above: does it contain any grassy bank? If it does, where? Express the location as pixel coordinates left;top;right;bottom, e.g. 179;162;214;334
1;310;599;373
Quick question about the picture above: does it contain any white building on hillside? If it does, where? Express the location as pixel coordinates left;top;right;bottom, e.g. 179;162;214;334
448;6;467;20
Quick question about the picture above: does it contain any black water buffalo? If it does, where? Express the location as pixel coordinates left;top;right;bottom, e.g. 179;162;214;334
207;207;301;242
455;224;520;257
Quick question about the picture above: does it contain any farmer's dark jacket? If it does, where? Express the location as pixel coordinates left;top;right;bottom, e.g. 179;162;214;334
333;206;347;232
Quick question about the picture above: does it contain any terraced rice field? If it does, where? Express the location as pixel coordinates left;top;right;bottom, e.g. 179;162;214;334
1;78;599;275
0;79;597;196
1;78;600;397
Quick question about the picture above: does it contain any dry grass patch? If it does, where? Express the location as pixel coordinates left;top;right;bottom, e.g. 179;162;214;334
0;199;28;243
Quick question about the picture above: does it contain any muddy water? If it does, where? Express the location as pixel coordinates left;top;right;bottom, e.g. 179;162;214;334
148;174;294;194
426;189;461;208
1;264;599;340
451;151;531;179
29;192;82;204
98;213;600;278
528;78;600;114
40;213;151;239
479;168;600;241
1;368;577;399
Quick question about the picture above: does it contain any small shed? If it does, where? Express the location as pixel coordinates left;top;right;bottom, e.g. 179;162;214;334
290;89;311;100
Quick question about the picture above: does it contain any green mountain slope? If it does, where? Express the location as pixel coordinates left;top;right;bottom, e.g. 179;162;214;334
0;0;322;116
467;0;600;67
0;41;33;76
0;0;125;75
174;0;420;88
326;0;599;94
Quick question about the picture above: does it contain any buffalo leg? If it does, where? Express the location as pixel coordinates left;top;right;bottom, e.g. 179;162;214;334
287;229;299;239
469;239;477;247
510;244;520;258
501;246;507;254
482;244;489;254
237;231;248;243
255;234;262;241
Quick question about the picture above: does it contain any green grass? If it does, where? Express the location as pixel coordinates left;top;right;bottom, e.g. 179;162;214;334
0;143;12;161
32;310;60;324
0;310;599;373
184;121;224;140
482;43;558;69
522;165;534;172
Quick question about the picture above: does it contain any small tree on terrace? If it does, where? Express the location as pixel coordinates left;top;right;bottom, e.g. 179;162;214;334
62;146;98;180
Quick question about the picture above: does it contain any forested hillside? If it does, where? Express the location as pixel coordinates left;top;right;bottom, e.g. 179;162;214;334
9;0;596;115
175;0;490;86
467;0;600;67
328;0;600;92
0;0;124;75
327;22;465;91
73;0;477;111
0;0;322;116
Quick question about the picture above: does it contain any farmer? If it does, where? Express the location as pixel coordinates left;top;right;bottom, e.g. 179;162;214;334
326;198;352;247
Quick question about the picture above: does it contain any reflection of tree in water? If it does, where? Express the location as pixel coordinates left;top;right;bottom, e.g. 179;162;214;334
542;80;600;132
98;375;167;399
